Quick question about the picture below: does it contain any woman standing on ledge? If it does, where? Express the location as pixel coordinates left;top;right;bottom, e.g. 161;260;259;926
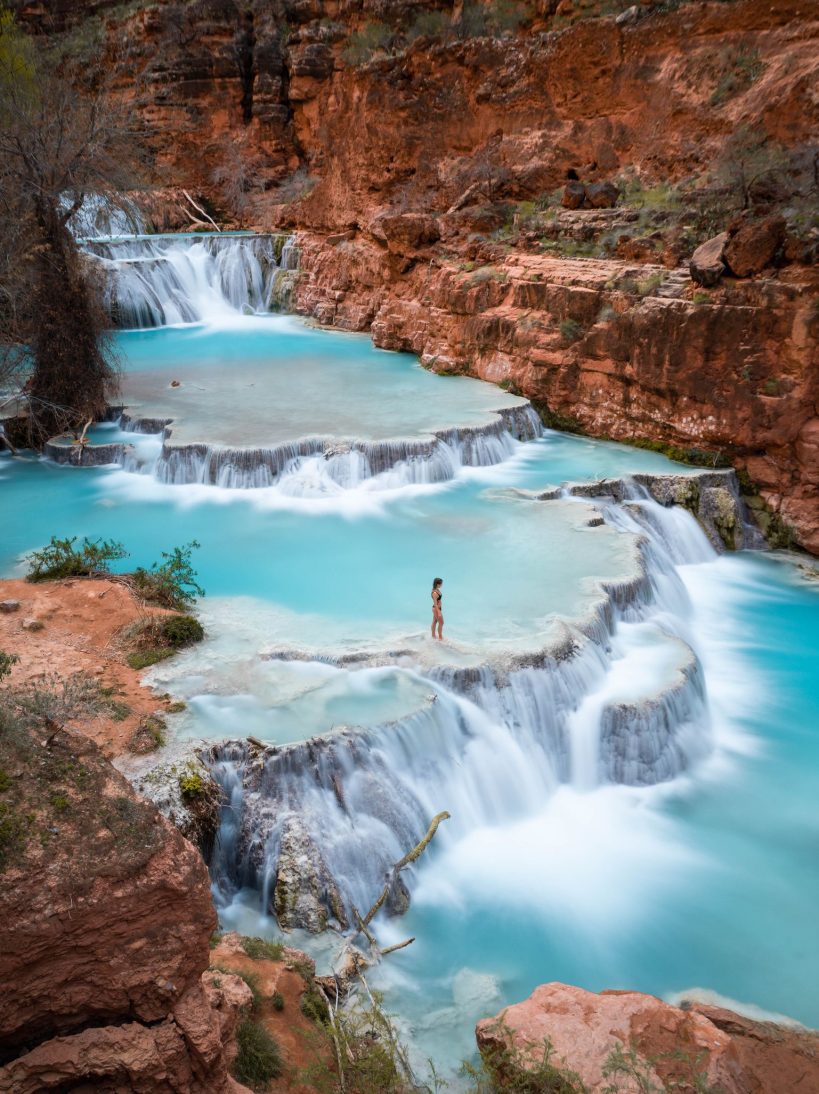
431;577;444;641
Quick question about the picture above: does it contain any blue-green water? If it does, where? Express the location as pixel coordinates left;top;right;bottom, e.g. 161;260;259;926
2;319;818;1080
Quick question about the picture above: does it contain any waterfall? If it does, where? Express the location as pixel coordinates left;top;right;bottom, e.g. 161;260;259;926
46;403;544;492
206;489;721;930
83;233;291;328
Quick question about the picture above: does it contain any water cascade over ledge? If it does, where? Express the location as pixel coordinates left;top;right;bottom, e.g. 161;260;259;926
83;232;294;327
203;480;731;933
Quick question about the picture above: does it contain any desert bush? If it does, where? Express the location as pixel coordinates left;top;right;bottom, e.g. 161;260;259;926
559;318;584;344
342;20;395;64
0;651;18;681
241;936;285;961
406;10;450;41
233;1018;283;1088
26;536;127;582
636;273;663;296
270;990;285;1011
710;46;764;106
160;614;205;647
713;125;791;210
132;541;204;610
463;1028;586;1092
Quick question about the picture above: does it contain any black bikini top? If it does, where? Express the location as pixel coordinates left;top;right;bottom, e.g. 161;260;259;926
434;589;442;605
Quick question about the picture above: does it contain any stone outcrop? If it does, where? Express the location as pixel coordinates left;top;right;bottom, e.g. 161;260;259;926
293;236;819;552
476;982;819;1093
724;214;787;278
690;232;728;287
0;721;248;1092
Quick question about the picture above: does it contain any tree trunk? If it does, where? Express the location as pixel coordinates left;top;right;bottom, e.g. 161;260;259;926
27;198;116;447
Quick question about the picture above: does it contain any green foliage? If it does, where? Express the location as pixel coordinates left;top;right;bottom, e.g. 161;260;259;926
628;437;731;469
407;10;450;41
559;318;584;345
241;936;285;962
166;700;187;713
0;651;18;681
209;931;224;949
4;672;107;731
270;990;285;1011
636;273;663;296
301;981;331;1025
178;767;206;799
602;1041;722;1093
26;536;127;582
232;1017;283;1089
0;800;27;871
343;20;395;64
127;647;175;671
710;46;764;106
460;0;531;36
132;541;204;610
160;614;205;647
692;292;711;304
50;792;69;812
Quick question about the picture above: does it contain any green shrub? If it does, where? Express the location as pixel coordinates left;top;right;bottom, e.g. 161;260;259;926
300;982;330;1025
0;801;27;872
342;20;394;64
559;318;584;345
132;541;205;610
636;273;663;296
209;931;223;949
464;1028;586;1092
407;9;449;40
692;292;710;304
127;648;175;671
160;614;204;647
26;536;127;582
710;46;764;106
241;936;285;962
178;768;206;799
50;792;70;812
232;1018;283;1089
0;768;10;792
0;652;18;681
270;990;285;1012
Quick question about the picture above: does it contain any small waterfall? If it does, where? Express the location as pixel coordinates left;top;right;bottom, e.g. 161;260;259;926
46;403;543;492
206;490;721;929
83;233;292;328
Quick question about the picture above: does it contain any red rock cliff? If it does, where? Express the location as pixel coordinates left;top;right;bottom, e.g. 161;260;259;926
0;719;249;1092
18;0;819;550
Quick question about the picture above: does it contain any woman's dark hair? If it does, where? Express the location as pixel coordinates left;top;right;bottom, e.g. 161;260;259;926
432;577;443;588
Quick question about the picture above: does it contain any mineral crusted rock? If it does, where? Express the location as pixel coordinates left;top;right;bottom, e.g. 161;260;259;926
476;983;819;1094
272;816;351;932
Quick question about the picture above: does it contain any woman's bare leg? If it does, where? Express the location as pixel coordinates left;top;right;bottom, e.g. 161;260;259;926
436;615;444;640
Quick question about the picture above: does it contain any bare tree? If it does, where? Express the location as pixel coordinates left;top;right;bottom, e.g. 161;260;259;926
0;11;136;446
714;124;791;211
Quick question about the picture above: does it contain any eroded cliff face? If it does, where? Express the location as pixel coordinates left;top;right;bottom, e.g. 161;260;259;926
17;0;819;549
0;719;250;1092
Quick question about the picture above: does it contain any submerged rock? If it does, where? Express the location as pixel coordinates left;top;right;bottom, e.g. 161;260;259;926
475;983;819;1094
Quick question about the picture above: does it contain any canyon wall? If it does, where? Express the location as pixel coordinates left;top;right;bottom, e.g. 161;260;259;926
16;0;819;549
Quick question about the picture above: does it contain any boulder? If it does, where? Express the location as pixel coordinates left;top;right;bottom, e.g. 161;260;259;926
561;181;587;209
380;213;441;254
0;600;20;613
689;231;728;286
724;214;786;278
586;181;619;208
476;982;819;1094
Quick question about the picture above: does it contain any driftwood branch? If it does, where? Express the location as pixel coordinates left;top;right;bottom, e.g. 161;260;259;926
381;937;415;957
182;189;220;232
392;810;450;873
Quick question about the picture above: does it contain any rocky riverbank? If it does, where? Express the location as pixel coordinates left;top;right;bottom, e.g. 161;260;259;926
476;982;819;1093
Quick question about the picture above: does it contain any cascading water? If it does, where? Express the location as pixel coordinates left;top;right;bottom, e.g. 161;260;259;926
83;232;290;327
206;488;718;929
